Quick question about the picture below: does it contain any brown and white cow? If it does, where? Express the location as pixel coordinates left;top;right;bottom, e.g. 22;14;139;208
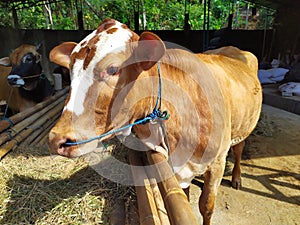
0;44;53;115
48;19;262;225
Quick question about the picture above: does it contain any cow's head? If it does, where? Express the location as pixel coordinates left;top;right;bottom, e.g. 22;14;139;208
0;44;42;78
49;19;166;157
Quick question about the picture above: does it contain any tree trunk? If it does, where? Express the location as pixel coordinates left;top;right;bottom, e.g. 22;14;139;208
12;4;19;29
141;0;146;30
43;0;54;29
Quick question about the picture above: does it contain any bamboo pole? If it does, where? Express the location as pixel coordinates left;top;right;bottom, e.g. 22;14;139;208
38;133;52;146
0;127;32;159
146;151;198;225
129;151;161;225
0;101;65;159
29;118;58;146
150;178;170;225
0;87;69;132
0;94;66;146
19;113;61;147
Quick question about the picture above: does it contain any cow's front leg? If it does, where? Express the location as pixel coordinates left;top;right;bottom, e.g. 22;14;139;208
231;140;245;189
199;157;225;225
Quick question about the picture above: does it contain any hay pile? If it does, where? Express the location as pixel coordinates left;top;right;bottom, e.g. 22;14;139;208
0;140;138;225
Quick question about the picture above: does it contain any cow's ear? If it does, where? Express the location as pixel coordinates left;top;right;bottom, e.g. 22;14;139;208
136;32;166;71
50;42;77;69
0;57;11;67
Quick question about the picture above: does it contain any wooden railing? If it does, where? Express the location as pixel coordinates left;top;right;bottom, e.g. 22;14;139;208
129;150;198;225
0;87;69;159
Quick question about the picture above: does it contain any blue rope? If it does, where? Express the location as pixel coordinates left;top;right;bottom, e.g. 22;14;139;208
65;63;169;146
155;63;162;110
64;116;153;146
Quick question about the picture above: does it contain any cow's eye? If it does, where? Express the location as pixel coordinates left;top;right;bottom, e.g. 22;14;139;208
107;66;119;75
22;53;35;64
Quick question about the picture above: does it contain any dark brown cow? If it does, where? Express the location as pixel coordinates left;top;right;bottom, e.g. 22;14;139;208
48;19;262;224
0;44;53;115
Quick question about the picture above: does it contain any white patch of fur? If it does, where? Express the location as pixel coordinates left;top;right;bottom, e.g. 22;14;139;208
66;21;133;116
173;159;208;189
230;136;244;146
179;181;191;189
64;66;93;115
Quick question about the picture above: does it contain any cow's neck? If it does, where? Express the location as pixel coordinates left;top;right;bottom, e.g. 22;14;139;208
126;65;161;123
18;76;46;102
22;76;41;91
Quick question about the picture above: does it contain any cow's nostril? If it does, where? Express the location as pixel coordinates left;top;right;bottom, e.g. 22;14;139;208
60;139;75;148
49;135;67;154
58;142;66;149
49;132;80;157
57;138;67;148
55;138;74;157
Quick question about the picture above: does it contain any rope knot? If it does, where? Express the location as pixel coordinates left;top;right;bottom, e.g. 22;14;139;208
149;108;159;119
149;108;170;121
158;110;170;120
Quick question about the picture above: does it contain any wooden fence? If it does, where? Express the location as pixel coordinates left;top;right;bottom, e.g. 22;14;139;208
0;87;69;159
129;150;198;225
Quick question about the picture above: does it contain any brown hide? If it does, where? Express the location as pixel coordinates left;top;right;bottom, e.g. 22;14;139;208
48;19;262;225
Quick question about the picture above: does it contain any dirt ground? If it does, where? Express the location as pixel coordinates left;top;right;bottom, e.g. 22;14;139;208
189;104;300;225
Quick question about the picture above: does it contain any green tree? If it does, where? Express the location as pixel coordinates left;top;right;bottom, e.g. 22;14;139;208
0;0;274;31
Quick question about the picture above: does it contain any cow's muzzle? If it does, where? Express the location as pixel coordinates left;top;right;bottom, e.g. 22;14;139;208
48;131;99;158
7;75;25;87
48;131;78;157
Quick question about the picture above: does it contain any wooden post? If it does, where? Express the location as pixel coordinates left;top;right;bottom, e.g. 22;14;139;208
149;178;170;225
129;151;162;225
146;151;198;225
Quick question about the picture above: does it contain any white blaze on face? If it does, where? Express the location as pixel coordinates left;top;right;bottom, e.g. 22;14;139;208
64;21;133;116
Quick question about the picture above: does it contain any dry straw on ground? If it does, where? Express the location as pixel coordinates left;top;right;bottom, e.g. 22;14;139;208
0;139;138;225
0;111;274;224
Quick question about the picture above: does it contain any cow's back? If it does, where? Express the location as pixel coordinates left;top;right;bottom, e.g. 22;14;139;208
200;47;262;145
205;46;258;72
160;47;261;150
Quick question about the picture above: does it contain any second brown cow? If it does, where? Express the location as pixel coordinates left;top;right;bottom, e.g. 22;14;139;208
0;44;53;115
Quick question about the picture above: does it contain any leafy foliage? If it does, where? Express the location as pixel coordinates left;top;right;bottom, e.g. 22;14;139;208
0;0;274;30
